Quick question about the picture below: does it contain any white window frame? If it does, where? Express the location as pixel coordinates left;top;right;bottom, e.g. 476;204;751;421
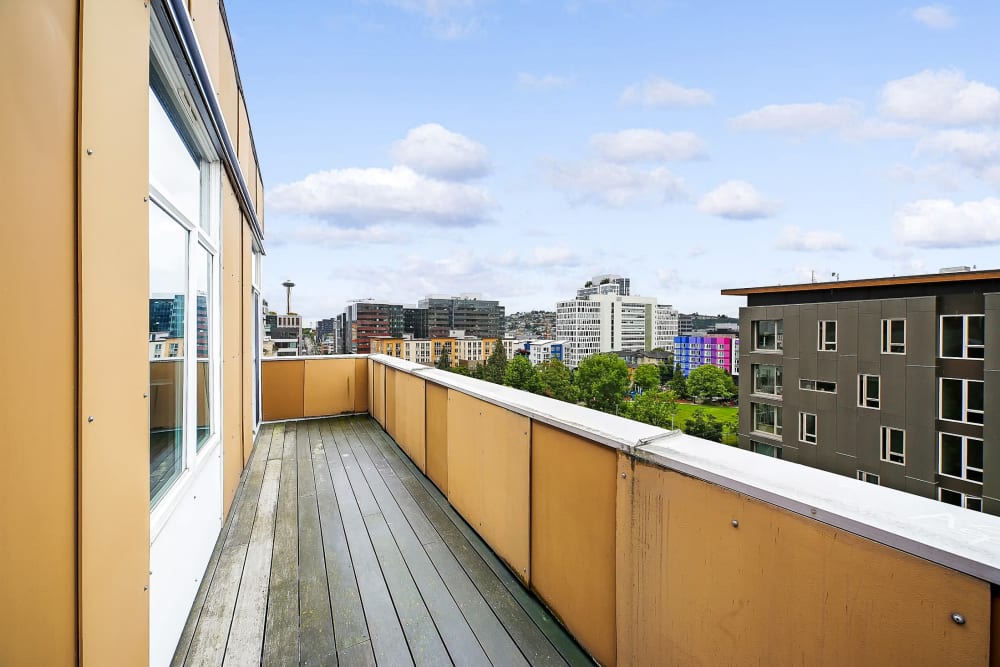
939;488;983;512
938;433;984;484
800;378;837;393
818;320;837;351
939;314;985;359
856;470;880;485
879;426;905;465
751;440;782;459
751;402;782;437
938;377;984;425
881;318;906;355
857;374;880;409
148;21;223;524
798;412;817;444
752;319;783;352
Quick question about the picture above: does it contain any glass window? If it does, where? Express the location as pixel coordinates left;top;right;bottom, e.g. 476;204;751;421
800;379;837;393
880;427;905;464
752;402;782;436
857;374;880;409
939;433;984;483
940;315;985;359
799;412;817;444
939;488;983;512
149;205;187;505
753;319;783;351
818;320;837;351
195;244;212;450
939;378;984;424
856;471;880;485
751;440;782;458
149;87;201;225
881;319;905;354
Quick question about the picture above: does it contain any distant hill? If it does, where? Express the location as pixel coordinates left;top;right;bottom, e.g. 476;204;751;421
505;310;557;338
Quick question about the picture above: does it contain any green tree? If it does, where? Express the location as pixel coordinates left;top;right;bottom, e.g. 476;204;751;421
575;353;630;413
633;364;661;393
669;366;688;399
623;390;678;429
436;347;450;370
686;364;736;403
446;365;471;376
482;341;508;384
470;364;485;380
683;408;724;442
503;355;540;392
537;359;578;403
658;362;674;385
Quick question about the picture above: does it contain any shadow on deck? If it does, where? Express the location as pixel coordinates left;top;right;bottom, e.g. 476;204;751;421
171;416;591;666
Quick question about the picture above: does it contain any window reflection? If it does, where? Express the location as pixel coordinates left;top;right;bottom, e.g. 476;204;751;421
149;204;187;504
195;244;211;449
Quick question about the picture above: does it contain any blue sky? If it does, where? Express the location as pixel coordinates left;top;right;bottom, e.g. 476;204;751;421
228;1;1000;323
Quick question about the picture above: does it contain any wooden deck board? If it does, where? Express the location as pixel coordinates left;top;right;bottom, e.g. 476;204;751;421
178;415;592;666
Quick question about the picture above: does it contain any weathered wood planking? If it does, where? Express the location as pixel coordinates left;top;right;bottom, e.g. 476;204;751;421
263;422;300;665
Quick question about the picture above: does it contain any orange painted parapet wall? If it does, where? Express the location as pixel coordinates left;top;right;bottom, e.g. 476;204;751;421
263;355;1000;666
261;356;370;421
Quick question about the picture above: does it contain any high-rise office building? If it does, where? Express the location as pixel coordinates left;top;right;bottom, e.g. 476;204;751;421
724;269;999;514
417;294;505;338
345;301;404;353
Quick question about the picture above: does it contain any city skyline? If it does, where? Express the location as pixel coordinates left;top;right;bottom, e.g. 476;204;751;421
230;1;1000;323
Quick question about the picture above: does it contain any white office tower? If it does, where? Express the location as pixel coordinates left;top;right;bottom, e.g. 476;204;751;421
654;304;679;353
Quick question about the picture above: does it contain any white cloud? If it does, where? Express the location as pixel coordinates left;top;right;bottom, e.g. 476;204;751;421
886;163;963;191
278;224;402;247
545;160;686;207
391;123;490;180
842;118;923;141
917;130;1000;169
269;165;493;226
698;180;781;220
894;197;1000;247
912;5;956;29
526;245;579;267
619;77;713;108
590;129;706;162
518;72;575;90
385;0;486;39
880;69;1000;125
730;102;859;135
775;225;852;251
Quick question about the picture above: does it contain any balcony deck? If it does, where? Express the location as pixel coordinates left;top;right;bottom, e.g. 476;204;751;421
170;415;590;666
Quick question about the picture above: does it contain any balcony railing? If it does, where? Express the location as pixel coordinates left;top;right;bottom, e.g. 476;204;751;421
257;354;1000;665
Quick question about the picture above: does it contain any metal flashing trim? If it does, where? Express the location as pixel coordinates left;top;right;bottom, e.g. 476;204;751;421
159;0;264;247
635;442;1000;585
372;354;665;453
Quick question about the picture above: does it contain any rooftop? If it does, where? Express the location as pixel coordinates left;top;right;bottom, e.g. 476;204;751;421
721;268;1000;296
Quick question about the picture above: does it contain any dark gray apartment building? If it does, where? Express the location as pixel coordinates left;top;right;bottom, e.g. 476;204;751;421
418;294;505;338
723;269;999;515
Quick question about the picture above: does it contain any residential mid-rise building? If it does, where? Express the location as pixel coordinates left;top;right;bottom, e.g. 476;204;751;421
265;313;302;356
723;269;999;514
403;305;429;338
556;278;678;368
678;315;694;335
345;300;404;353
418;294;505;338
372;334;516;368
673;334;739;377
521;340;567;365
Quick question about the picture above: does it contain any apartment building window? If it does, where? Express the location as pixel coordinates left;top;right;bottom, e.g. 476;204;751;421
800;379;837;393
818;320;837;351
939;378;984;424
880;427;905;464
752;403;782;436
939;433;984;483
857;374;880;409
751;440;782;459
751;364;781;396
752;319;783;351
856;471;880;485
939;488;983;512
881;319;905;354
940;315;985;359
148;45;221;505
798;412;817;444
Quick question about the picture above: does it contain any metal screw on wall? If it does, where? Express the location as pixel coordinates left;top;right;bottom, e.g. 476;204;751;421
88;416;94;423
86;148;93;155
951;612;966;625
731;519;739;528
